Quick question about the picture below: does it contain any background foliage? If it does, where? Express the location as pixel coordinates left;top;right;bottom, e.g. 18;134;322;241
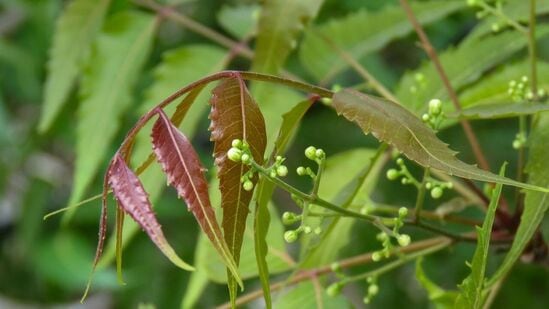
0;0;548;308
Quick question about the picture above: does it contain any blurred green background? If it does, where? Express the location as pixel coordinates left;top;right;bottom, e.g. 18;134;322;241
1;0;548;308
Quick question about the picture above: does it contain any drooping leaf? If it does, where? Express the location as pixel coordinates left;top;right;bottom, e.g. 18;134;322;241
332;89;549;192
450;102;549;120
299;1;464;81
98;45;227;267
254;99;313;308
217;4;260;39
65;11;156;222
210;77;267;300
151;109;242;286
415;258;459;309
252;0;323;74
455;164;505;309
488;113;549;286
396;25;549;115
107;153;193;271
39;0;111;132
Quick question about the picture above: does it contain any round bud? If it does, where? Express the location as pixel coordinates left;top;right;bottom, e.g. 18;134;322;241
227;148;242;162
276;165;288;177
398;207;408;218
428;99;442;115
491;23;500;33
386;169;400;180
330;262;341;272
367;276;375;284
512;139;522;149
326;283;342;297
538;89;547;99
526;91;534;101
296;166;307;176
430;187;443;199
314;227;322;234
509;80;517;88
315;149;325;159
368;284;379;296
363;297;371;304
303;226;312;234
446;182;454;189
401;178;409;185
231;139;243;148
305;146;317;160
466;0;477;6
376;232;388;242
275;155;283;162
371;251;382;262
240;153;251;164
243;180;254;191
282;212;297;225
284;230;298;243
396;158;404;165
422;114;430;122
425;182;432;189
270;170;277;178
397;234;411;247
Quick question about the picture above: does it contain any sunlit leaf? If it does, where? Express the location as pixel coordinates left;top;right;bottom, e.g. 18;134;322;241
217;4;260;39
332;89;549;192
253;0;323;74
299;1;464;81
210;77;267;301
65;11;156;222
151;109;242;286
39;0;111;132
488;113;549;286
455;165;505;309
415;258;458;309
108;153;193;270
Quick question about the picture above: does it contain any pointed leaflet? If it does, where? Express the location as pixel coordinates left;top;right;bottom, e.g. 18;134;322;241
253;0;323;74
488;113;549;286
210;77;267;298
39;0;111;132
65;12;156;222
150;110;242;286
332;89;549;193
455;165;505;309
107;153;194;271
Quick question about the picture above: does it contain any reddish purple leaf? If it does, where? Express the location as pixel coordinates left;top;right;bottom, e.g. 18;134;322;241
151;109;242;286
108;153;194;271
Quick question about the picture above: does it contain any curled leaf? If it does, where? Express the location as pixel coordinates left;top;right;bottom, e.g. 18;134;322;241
151;109;242;286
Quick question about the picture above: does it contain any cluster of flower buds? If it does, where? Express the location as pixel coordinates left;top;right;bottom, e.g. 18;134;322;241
297;146;325;177
508;76;547;102
386;158;420;187
363;276;379;304
409;73;426;94
372;207;411;262
421;99;444;129
283;224;321;243
425;179;454;199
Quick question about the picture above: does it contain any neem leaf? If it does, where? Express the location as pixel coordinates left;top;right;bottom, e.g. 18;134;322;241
108;153;193;271
151;109;242;287
332;89;549;192
210;77;267;301
450;102;549;120
39;0;111;132
488;113;549;286
455;165;505;309
65;11;156;222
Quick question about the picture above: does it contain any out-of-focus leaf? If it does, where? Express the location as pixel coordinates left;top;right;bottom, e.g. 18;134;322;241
217;4;260;39
488;113;549;286
415;258;458;309
396;26;549;114
252;0;323;74
108;153;193;270
300;1;464;81
65;11;156;221
274;281;348;308
455;165;505;309
181;260;208;309
99;45;227;267
332;89;549;192
254;99;313;308
151;110;242;285
210;77;267;300
450;102;549;120
39;0;111;132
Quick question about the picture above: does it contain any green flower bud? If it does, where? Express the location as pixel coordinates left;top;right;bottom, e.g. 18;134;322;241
425;182;432;189
396;158;404;165
386;169;400;180
538;89;547;98
270;170;277;178
422;114;430;122
446;182;454;189
276;165;288;177
363;296;371;304
282;212;298;225
231;139;243;148
397;234;411;247
522;76;529;83
305;146;317;160
430;187;443;199
243;180;254;191
428;99;442;115
227;148;242;162
401;178;409;185
275;155;283;162
398;207;408;218
240;153;251;164
376;232;388;242
303;226;312;234
512;139;522;149
491;23;500;33
296;166;307;176
284;230;298;243
368;284;379;296
326;283;342;297
372;251;382;262
315;149;325;160
467;0;477;7
509;80;517;88
330;262;341;272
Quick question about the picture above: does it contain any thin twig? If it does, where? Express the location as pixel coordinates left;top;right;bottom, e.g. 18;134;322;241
399;0;491;172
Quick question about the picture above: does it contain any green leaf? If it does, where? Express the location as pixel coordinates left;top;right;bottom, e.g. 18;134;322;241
488;113;549;286
274;282;348;308
450;102;549;120
299;1;464;81
210;77;267;303
65;11;156;222
455;164;505;309
98;45;227;268
396;26;549;114
332;89;549;193
217;4;260;39
415;258;458;309
252;0;323;74
39;0;111;132
254;99;313;308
